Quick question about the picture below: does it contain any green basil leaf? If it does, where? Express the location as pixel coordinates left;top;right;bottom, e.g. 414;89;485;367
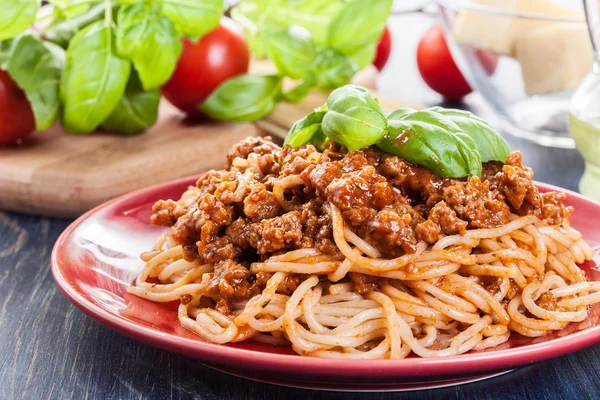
0;0;39;40
322;85;387;151
284;108;326;147
231;0;283;58
116;3;182;90
264;25;316;79
327;0;391;56
280;73;315;103
101;71;159;135
347;42;376;71
312;47;356;91
162;0;223;38
48;0;89;19
380;109;482;178
428;107;511;163
2;31;64;130
60;20;131;134
45;3;120;48
270;0;344;45
199;74;282;122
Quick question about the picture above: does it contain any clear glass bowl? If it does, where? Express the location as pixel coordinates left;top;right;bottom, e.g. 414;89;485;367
436;0;590;148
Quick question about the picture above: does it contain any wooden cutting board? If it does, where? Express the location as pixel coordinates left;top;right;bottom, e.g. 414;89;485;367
0;79;419;218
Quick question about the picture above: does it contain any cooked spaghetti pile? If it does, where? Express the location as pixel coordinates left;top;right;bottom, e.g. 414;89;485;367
129;137;599;359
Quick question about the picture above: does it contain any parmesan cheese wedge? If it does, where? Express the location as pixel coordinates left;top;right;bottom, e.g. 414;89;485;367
515;23;594;96
453;0;583;56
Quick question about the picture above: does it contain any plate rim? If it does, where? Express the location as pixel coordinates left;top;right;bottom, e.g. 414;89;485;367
51;176;600;379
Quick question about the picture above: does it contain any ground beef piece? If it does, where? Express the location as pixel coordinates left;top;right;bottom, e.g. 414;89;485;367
497;163;540;210
537;192;573;225
277;274;306;295
208;260;252;297
151;199;186;226
305;161;342;199
280;144;326;176
415;201;468;243
300;206;337;255
225;136;281;169
536;292;559;311
379;155;444;205
247;211;303;254
326;165;394;210
170;194;235;262
349;272;379;294
215;297;234;315
196;170;227;196
443;177;510;228
226;218;251;249
367;206;419;254
243;185;281;221
198;235;240;264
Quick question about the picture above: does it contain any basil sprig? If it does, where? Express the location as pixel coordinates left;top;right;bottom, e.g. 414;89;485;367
380;109;482;178
0;31;64;130
284;85;511;179
322;86;387;151
0;0;225;135
428;107;510;163
203;0;392;122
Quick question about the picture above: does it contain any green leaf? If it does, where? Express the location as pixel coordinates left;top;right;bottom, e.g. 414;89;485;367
49;0;90;19
270;0;344;45
312;47;356;91
1;31;65;130
327;0;391;56
264;25;316;79
284;107;326;147
162;0;224;38
230;0;282;58
428;107;510;163
101;71;159;135
60;20;131;134
322;85;387;151
0;0;40;40
116;3;182;90
45;3;120;48
199;74;282;122
379;109;482;178
280;73;315;103
347;42;376;71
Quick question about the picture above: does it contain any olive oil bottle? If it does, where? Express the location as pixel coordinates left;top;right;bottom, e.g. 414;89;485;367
569;112;600;201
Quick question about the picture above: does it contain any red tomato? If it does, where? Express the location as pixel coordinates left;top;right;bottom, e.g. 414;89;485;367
0;69;35;145
373;26;392;71
162;17;250;117
417;24;472;101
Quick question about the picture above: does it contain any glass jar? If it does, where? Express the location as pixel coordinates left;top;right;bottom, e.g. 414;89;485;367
569;0;600;201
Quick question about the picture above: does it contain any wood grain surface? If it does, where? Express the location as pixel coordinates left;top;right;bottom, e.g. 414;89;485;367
0;102;259;218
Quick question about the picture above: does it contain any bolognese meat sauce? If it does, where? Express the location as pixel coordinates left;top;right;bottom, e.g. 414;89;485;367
152;136;573;302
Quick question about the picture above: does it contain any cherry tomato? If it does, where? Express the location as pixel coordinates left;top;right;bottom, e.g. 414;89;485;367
162;17;250;117
417;24;472;101
373;26;392;71
0;69;35;145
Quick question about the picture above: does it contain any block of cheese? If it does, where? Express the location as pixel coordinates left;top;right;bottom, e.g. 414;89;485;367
515;23;594;95
453;0;583;56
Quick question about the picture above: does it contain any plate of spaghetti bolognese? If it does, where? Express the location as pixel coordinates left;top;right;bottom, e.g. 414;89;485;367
52;86;600;391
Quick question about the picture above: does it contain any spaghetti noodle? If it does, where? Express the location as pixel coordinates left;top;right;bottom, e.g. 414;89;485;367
129;137;599;359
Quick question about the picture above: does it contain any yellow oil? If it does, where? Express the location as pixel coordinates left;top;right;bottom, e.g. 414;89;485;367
569;113;600;201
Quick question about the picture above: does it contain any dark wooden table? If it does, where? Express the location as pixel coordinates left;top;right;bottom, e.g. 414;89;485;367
1;13;598;400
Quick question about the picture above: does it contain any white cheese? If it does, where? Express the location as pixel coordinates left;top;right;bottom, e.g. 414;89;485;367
515;23;594;96
453;0;582;56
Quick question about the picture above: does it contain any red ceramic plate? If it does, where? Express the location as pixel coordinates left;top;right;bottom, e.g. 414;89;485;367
52;177;600;391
